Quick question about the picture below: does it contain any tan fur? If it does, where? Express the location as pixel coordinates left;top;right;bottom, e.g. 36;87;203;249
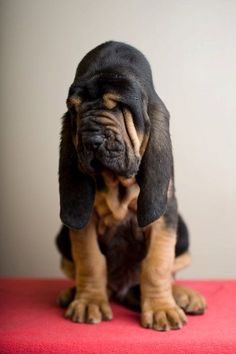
59;43;208;331
65;215;113;323
94;114;121;133
103;93;120;109
123;108;141;155
63;97;198;328
63;178;197;328
139;131;149;156
172;252;191;274
95;175;139;234
172;284;206;314
67;96;81;112
141;217;187;330
61;257;75;279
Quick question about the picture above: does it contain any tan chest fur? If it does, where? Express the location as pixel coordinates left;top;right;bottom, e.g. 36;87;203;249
94;177;140;235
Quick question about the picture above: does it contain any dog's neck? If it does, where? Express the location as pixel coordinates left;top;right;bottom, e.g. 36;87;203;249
101;170;136;188
94;171;139;235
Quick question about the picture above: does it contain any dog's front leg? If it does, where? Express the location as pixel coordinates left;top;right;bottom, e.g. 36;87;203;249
141;217;187;331
65;214;113;324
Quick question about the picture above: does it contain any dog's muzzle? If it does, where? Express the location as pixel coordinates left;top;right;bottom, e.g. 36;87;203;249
76;110;141;177
78;128;126;174
83;134;104;152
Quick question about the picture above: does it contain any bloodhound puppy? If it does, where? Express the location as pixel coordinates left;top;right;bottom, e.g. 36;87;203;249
56;41;206;331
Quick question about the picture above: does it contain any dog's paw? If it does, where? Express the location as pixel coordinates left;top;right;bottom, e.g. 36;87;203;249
65;296;113;324
173;284;207;314
141;299;187;331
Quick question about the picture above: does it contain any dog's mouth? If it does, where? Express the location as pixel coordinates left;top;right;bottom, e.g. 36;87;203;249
77;129;141;178
83;155;132;177
79;155;135;187
79;153;139;183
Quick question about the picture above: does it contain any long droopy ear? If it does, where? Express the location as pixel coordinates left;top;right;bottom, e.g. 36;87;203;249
136;96;173;228
59;112;95;230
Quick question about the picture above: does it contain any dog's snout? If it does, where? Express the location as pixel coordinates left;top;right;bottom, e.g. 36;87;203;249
84;135;104;151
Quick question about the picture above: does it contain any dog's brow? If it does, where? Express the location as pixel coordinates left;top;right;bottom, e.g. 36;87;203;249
103;93;120;110
67;96;81;111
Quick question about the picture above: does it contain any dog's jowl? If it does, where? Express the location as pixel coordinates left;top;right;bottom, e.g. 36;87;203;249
56;41;206;331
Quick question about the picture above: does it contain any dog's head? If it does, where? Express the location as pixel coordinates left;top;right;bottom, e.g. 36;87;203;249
67;75;146;178
59;41;173;230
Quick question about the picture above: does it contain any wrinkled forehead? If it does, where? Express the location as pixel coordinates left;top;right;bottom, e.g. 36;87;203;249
67;72;147;132
67;91;120;112
69;72;141;101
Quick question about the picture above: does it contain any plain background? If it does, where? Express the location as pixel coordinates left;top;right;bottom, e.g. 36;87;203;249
0;0;235;279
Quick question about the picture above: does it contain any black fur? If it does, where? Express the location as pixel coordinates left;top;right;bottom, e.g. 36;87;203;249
57;41;190;306
56;213;189;305
136;97;173;227
59;112;96;229
59;41;174;229
56;214;189;268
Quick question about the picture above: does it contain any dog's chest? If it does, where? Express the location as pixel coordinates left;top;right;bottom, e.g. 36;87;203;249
94;181;140;235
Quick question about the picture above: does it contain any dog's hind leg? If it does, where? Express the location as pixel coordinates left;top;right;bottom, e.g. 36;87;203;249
172;284;206;315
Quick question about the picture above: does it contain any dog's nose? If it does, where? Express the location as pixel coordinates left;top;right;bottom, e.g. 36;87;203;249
84;135;103;151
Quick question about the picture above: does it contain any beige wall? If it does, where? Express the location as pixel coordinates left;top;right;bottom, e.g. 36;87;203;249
0;0;235;278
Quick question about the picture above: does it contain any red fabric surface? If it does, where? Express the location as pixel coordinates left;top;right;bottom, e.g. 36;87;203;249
0;279;236;354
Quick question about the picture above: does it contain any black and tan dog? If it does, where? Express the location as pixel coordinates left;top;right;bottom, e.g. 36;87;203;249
56;41;206;331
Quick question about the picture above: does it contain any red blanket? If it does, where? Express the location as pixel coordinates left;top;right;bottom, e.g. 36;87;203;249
0;279;236;353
